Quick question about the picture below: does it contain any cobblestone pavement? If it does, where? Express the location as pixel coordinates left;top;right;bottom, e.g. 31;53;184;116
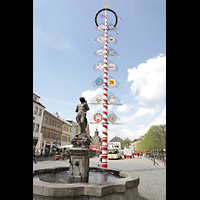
33;156;166;200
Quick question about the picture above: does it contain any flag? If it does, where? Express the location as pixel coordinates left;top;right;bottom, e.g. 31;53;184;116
117;16;122;21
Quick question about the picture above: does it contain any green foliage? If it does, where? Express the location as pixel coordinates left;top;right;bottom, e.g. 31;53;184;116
121;137;132;149
136;125;166;151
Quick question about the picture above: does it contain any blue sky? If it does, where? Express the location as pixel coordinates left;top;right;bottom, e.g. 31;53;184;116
33;0;166;141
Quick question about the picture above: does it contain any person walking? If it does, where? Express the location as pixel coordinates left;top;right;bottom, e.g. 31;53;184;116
33;151;37;164
98;152;102;166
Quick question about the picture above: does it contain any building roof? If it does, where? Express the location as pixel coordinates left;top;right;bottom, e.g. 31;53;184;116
33;93;40;98
33;99;46;108
52;113;72;126
109;136;123;143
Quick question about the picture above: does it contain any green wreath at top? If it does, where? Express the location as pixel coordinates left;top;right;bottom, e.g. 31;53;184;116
95;8;118;30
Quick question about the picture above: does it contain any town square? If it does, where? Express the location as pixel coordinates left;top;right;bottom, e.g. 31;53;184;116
33;0;166;199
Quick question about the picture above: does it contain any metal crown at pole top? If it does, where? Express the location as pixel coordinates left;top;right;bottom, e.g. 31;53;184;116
103;2;110;8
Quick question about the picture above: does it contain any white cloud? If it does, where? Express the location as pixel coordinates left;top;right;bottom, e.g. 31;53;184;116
127;54;166;107
149;107;166;126
117;104;134;113
82;88;103;103
121;107;160;123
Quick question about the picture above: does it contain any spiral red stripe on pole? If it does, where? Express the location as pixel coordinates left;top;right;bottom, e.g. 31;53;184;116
102;10;108;168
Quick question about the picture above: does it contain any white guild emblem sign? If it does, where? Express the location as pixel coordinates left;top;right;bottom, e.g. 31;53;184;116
108;25;114;30
97;49;104;56
108;36;115;43
109;95;116;103
98;24;105;30
97;36;104;43
108;63;116;70
95;95;102;102
96;63;103;70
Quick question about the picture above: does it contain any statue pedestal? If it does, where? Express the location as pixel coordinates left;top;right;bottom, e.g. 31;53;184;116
69;133;91;183
69;147;91;183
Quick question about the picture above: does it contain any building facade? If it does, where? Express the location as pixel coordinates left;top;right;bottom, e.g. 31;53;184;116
91;129;102;150
108;136;123;150
131;134;146;151
33;93;45;148
41;110;63;146
53;112;72;146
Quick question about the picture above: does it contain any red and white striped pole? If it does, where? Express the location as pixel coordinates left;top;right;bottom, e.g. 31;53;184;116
102;9;108;168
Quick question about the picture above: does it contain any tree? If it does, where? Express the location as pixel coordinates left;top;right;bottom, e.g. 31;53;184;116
121;137;132;149
136;125;166;152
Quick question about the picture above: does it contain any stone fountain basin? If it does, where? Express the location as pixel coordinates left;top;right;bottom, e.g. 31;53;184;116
33;167;139;200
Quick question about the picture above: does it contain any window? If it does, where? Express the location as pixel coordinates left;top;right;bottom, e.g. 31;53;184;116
50;119;52;125
34;106;38;115
43;131;46;137
33;123;35;131
45;118;48;123
50;133;52;138
47;132;50;138
35;124;39;132
33;95;37;101
38;108;42;116
52;120;54;125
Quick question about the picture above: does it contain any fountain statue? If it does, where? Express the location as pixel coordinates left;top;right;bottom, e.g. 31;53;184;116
33;96;140;199
69;97;91;182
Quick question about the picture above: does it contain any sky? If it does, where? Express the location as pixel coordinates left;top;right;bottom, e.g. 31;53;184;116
33;0;166;142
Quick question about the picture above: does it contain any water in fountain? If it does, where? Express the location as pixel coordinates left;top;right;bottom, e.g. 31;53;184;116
34;170;119;184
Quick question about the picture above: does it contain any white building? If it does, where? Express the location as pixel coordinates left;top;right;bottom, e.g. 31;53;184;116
33;93;45;148
108;136;123;150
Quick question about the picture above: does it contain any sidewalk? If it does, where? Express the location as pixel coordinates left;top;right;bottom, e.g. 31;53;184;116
145;156;166;166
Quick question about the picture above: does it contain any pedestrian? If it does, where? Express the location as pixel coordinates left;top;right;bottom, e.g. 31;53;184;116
98;152;102;166
33;151;37;164
137;152;139;158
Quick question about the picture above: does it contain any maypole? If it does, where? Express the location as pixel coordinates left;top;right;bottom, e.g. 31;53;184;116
92;2;120;168
102;8;108;168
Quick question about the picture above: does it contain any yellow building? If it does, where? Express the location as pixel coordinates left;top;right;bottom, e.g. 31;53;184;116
53;112;72;146
41;110;63;146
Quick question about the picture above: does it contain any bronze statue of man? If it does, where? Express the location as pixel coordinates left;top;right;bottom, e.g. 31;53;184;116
75;97;89;134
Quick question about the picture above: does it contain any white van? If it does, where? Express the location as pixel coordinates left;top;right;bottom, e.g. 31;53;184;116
124;148;133;158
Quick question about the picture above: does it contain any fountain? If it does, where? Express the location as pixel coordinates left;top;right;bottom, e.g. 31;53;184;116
33;97;140;199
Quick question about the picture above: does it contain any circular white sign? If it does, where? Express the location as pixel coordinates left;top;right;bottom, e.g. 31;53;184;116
98;24;105;30
109;95;116;103
97;49;104;56
108;36;115;43
108;63;116;70
96;63;103;70
108;25;114;30
95;95;102;102
97;36;104;43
